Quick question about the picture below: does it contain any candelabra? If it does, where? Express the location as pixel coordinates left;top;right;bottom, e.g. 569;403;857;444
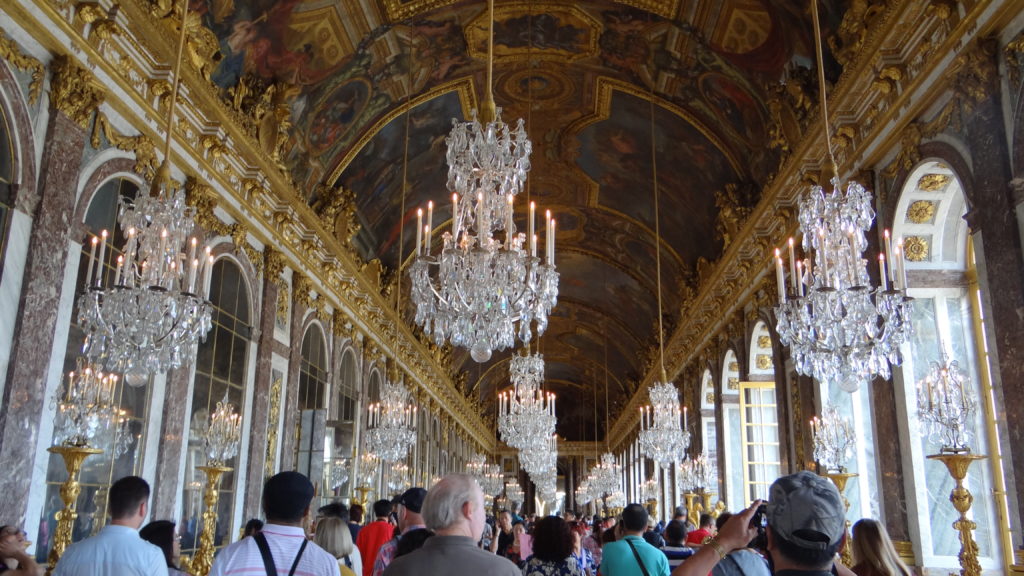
641;477;660;516
45;443;103;572
192;394;241;576
917;354;977;454
408;0;557;363
364;376;417;463
811;404;856;473
388;462;411;493
678;454;725;521
330;458;350;490
638;381;690;469
919;354;985;576
499;352;556;453
588;453;623;508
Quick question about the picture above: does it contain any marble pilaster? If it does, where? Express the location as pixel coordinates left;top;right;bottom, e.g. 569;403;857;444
958;57;1024;544
242;269;280;517
279;293;307;472
0;105;88;526
150;363;194;521
871;375;911;541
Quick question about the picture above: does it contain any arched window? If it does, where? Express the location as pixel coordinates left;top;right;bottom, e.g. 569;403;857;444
738;323;781;504
182;258;251;557
0;102;14;276
893;161;1004;569
297;324;329;503
35;177;147;559
299;324;329;410
720;350;742;508
699;369;716;483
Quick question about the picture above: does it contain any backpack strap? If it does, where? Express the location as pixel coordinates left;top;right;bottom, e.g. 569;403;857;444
253;532;278;576
287;539;309;576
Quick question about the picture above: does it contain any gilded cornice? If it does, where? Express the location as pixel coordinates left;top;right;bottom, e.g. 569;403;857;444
50;54;105;127
608;0;1011;452
0;27;44;104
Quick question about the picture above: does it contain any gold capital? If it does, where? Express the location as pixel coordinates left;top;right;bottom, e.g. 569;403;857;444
50;55;105;127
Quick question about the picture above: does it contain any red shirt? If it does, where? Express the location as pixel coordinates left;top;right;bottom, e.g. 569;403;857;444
685;527;713;546
355;520;394;576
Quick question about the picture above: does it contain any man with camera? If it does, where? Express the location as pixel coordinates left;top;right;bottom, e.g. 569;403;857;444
672;471;849;576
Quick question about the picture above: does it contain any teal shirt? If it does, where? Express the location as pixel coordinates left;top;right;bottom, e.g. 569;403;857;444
599;535;671;576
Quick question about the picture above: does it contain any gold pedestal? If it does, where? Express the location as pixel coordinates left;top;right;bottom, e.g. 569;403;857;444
191;465;232;576
645;498;658;518
684;492;698;527
928;453;985;576
355;485;372;510
824;472;857;567
698;490;726;519
892;540;916;567
46;445;103;574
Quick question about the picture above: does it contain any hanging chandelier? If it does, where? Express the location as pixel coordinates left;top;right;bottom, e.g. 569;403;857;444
499;352;556;452
519;432;557;480
916;354;977;454
588;452;622;501
77;6;212;386
364;374;417;463
575;479;592;505
505;481;524;507
638;382;691;469
677;453;716;494
772;0;912;393
408;0;558;363
811;404;856;472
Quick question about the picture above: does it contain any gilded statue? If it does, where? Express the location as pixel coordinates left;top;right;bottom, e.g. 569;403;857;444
828;0;886;68
311;185;359;249
714;183;752;248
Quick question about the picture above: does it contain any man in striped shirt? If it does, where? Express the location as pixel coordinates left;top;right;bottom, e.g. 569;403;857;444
209;472;339;576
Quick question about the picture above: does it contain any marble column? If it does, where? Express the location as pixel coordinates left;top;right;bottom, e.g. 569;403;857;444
870;375;911;541
957;42;1024;544
0;57;102;526
242;254;282;518
279;280;308;472
150;363;194;520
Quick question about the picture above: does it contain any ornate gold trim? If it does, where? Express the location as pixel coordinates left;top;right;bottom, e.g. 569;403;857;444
0;27;45;104
91;112;159;180
50;54;105;127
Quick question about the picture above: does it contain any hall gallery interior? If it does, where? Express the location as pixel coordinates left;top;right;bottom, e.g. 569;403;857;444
1;0;1023;573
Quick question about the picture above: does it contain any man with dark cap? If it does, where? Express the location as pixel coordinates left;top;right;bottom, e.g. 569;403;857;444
209;471;337;576
383;474;518;576
356;499;397;576
371;487;427;576
672;471;848;576
599;503;671;576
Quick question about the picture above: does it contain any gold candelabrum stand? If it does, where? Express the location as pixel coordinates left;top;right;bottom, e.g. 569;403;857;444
683;492;699;527
823;471;857;567
46;445;103;573
191;465;232;576
928;453;986;576
645;498;658;518
355;485;372;510
698;489;726;519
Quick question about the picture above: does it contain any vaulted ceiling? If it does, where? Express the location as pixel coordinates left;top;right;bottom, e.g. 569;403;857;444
195;0;848;440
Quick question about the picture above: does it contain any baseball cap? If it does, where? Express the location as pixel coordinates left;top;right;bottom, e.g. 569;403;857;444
262;471;315;521
396;487;427;514
767;471;845;550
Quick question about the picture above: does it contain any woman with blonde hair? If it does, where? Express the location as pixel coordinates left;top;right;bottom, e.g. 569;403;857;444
851;518;912;576
314;516;363;576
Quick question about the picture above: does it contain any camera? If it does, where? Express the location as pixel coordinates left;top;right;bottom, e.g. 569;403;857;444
750;504;767;529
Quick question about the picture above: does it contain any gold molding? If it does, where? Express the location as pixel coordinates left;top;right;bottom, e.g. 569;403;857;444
50;54;105;127
918;173;951;192
91;112;158;180
904;236;929;262
907;200;936;223
464;3;601;64
0;27;45;104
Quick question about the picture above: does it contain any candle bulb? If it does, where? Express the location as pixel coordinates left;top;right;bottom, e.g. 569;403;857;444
796;260;805;296
451;193;459;241
189;258;199;293
684;405;688;429
548;219;556;266
424;225;431;256
477;193;484;232
416;208;423;256
788;238;797;291
506;195;514;247
896;239;908;290
529;201;536;257
878;254;888;291
95;230;109;287
775;249;786;303
85;236;99;289
884;229;893;275
115;255;124;286
426;200;433;245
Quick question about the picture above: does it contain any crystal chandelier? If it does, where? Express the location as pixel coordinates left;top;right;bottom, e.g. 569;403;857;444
520;433;557;480
388;462;411;493
483;463;505;499
811;404;856;472
505;482;524;507
535;469;557;504
575;479;592;505
76;8;212;386
359;452;379;487
641;477;660;502
205;393;241;466
330;458;350;490
364;374;417;463
408;0;558;363
499;352;556;452
772;0;912;393
917;354;977;454
638;382;691;469
588;453;623;501
466;453;487;477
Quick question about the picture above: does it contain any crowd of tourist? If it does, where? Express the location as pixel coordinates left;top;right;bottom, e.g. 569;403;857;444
0;469;914;576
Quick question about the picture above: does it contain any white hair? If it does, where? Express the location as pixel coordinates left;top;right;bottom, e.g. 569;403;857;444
423;474;479;531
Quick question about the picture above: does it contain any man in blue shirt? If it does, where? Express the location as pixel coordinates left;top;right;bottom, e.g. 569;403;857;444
600;504;670;576
54;476;167;576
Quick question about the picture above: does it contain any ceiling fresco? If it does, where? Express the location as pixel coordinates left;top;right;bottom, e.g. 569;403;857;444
188;0;849;441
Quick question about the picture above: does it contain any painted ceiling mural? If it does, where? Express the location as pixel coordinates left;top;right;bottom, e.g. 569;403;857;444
189;0;849;440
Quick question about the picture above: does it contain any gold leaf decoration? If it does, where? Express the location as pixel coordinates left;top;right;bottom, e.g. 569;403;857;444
50;55;105;127
727;377;739;390
756;354;773;370
757;335;771;349
907;200;936;223
918;173;950;192
903;236;929;261
0;28;45;104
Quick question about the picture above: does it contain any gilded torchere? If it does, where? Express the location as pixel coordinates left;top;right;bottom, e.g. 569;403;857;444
823;471;858;567
928;453;985;576
46;445;103;573
191;465;232;576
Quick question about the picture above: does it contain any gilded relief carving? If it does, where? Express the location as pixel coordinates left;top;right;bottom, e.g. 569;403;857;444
918;173;951;191
907;200;936;223
757;335;771;349
755;354;772;370
265;375;282;479
828;0;886;68
76;2;120;41
714;183;753;248
952;39;998;113
0;28;45;104
90;113;159;180
50;55;105;127
903;236;929;261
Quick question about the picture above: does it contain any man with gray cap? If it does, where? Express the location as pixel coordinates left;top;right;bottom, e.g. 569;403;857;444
382;474;519;576
209;471;338;576
371;487;427;576
671;471;848;576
